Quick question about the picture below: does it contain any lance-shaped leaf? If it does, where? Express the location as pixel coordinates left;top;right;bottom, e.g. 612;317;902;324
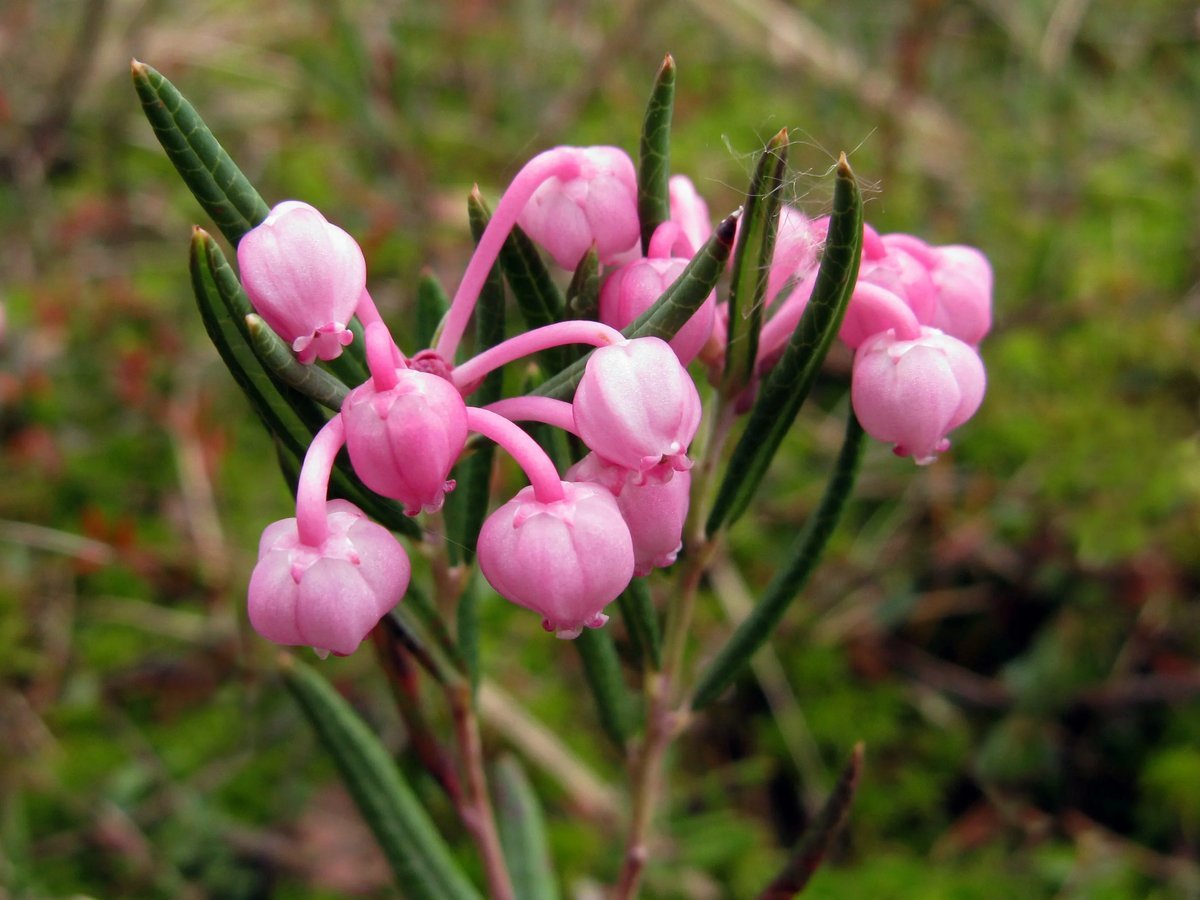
706;155;862;535
723;128;788;396
532;212;737;401
691;410;864;710
573;627;635;751
245;314;350;410
417;270;451;351
492;756;561;900
193;229;419;539
566;246;601;321
280;656;484;900
617;577;662;670
637;54;676;254
469;188;567;373
132;60;269;246
758;743;864;898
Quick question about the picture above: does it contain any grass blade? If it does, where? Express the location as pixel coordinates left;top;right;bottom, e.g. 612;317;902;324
280;656;484;900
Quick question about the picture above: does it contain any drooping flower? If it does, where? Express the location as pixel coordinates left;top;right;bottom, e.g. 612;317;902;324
598;257;715;363
236;201;366;363
928;244;993;345
851;326;986;464
477;481;635;638
567;452;690;576
668;174;712;256
247;499;410;656
342;367;469;515
573;337;702;473
516;146;640;269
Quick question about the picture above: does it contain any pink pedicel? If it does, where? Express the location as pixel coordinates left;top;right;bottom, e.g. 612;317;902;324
342;366;469;516
860;237;937;325
838;281;922;350
929;244;993;345
851;326;986;465
517;146;640;269
567;452;690;577
598;256;716;363
236;201;366;364
247;499;411;656
477;481;635;639
573;337;702;473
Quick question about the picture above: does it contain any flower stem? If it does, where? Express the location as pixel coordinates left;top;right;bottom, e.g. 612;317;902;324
465;407;566;504
484;396;579;436
436;150;583;362
452;320;624;394
295;414;346;547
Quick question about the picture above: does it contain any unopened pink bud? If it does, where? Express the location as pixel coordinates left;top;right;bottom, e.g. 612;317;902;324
598;258;715;363
851;327;986;464
862;234;937;324
237;201;365;364
573;337;702;473
247;499;410;656
342;369;468;515
517;146;639;269
766;206;824;305
478;481;635;638
929;245;993;344
567;452;690;576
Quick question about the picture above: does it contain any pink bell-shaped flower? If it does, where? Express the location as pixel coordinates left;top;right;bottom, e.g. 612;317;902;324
237;201;366;364
668;174;712;256
342;368;469;515
929;245;993;345
517;146;640;269
598;257;715;363
573;337;702;473
766;207;825;306
247;499;410;656
851;326;986;464
478;481;635;638
567;452;690;576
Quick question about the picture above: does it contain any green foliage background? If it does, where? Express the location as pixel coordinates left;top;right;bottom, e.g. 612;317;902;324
0;0;1197;896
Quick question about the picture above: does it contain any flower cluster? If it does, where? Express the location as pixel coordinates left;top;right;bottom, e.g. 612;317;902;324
237;145;990;655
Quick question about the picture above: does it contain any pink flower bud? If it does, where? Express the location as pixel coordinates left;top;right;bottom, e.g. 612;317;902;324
598;258;715;363
668;174;712;256
862;235;937;324
573;337;702;473
839;281;921;350
851;327;986;464
567;452;690;576
237;201;366;364
766;207;824;305
342;369;469;515
247;499;410;656
517;146;639;269
929;245;993;344
478;481;635;638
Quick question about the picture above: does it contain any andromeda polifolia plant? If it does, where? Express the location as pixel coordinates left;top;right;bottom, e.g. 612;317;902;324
133;51;991;898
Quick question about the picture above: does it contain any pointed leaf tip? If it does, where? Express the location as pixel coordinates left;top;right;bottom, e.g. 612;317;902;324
837;152;852;176
716;210;739;245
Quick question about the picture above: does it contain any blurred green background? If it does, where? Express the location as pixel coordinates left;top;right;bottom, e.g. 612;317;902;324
1;0;1198;896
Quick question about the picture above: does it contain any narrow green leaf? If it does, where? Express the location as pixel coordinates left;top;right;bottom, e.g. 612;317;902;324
566;246;601;321
692;410;865;710
616;578;662;670
758;743;864;898
245;314;350;410
195;230;420;538
573;627;634;750
492;756;560;900
533;212;737;401
417;270;451;350
723;128;788;395
281;657;484;900
706;156;862;535
637;54;676;254
132;60;269;246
